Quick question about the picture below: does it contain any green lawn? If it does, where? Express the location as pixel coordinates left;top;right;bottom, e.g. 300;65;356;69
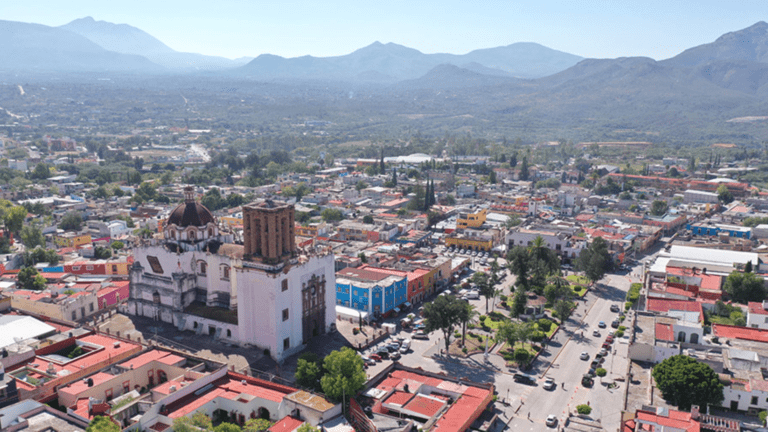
534;321;558;338
571;285;588;298
482;315;507;330
566;275;590;285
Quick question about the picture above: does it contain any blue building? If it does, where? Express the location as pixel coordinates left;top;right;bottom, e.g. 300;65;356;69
335;267;407;318
687;222;751;239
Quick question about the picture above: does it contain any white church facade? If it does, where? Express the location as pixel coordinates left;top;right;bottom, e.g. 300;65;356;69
127;186;335;361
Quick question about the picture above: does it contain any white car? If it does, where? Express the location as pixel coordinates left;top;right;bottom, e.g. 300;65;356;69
543;378;556;390
399;339;411;353
592;329;601;337
546;415;558;427
580;351;589;360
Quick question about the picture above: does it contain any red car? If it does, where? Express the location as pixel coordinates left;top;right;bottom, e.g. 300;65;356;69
605;336;614;344
369;353;382;361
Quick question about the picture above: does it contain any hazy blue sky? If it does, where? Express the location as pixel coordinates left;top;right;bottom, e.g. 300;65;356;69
2;1;767;60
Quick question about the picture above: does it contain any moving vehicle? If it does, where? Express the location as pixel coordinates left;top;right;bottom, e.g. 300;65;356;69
513;373;536;385
610;304;620;313
592;329;600;337
543;378;556;390
546;415;558;427
598;321;606;328
580;351;589;360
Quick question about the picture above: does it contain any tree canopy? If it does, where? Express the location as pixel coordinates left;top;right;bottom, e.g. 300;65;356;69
423;294;464;353
652;355;724;410
18;266;46;291
575;237;613;284
86;416;120;432
60;211;83;231
724;270;766;304
320;347;366;401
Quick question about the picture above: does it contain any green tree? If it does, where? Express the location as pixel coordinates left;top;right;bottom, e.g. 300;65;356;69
553;299;574;325
423;294;464;354
472;271;495;313
513;348;530;364
93;185;110;199
362;215;374;224
20;225;45;249
296;425;320;432
519;156;529;181
59;211;83;231
575;237;614;284
717;184;734;204
213;424;241;432
391;167;397;186
4;205;26;236
507;246;530;290
32;162;51;180
724;270;766;303
172;411;213;432
650;200;668;216
295;357;322;390
510;152;518;168
111;241;124;251
495;321;520;348
652;355;724;410
355;180;368;192
457;302;479;347
745;261;753;273
243;419;273;432
320;347;366;402
512;288;528;317
489;170;497;184
505;215;522;228
94;246;112;259
86;416;120;432
18;266;46;291
321;208;344;222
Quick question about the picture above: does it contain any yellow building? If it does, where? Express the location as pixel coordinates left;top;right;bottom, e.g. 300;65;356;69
457;208;487;229
53;232;92;248
445;233;493;251
106;260;130;275
220;214;243;229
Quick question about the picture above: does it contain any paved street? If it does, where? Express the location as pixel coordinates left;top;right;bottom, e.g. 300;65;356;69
360;257;645;431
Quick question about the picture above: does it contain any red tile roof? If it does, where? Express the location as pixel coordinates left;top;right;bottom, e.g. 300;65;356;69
268;415;304;432
636;409;699;432
655;323;675;342
748;302;768;316
713;323;768;343
385;390;414;406
404;394;444;418
646;297;704;320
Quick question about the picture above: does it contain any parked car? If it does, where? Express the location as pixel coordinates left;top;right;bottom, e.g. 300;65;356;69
611;319;620;328
369;353;382;361
413;331;429;340
390;351;401;360
602;342;612;350
598;321;606;328
361;356;376;366
610;304;620;313
543;378;556;390
599;348;608;357
605;335;614;344
400;339;411;353
580;351;589;360
581;374;594;387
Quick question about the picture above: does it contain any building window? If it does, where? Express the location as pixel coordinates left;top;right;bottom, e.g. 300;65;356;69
221;265;230;280
71;311;77;320
73;266;81;271
199;262;207;275
283;338;290;350
86;265;94;271
282;309;289;321
282;280;288;291
752;396;758;405
227;329;232;337
89;303;94;312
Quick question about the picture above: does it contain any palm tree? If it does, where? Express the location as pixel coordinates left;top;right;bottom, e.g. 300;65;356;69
458;303;479;347
472;271;495;313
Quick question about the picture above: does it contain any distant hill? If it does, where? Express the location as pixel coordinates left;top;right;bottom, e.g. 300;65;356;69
236;41;583;81
663;21;768;67
60;17;243;71
0;20;161;73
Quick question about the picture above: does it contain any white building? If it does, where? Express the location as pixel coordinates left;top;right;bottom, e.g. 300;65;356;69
127;187;335;362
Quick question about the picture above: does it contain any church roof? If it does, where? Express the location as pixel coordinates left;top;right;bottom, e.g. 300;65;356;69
167;201;215;228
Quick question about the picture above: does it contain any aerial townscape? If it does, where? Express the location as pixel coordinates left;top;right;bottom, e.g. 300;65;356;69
6;8;768;432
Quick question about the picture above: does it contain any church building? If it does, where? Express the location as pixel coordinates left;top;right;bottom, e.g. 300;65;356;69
127;186;335;361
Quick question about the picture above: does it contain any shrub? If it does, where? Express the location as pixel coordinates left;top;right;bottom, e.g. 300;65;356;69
530;331;546;343
625;302;633;311
462;347;468;354
479;315;487;322
596;368;607;377
573;286;582;292
537;319;553;332
618;326;627;331
577;404;592;415
615;330;624;337
514;348;531;364
499;295;508;302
